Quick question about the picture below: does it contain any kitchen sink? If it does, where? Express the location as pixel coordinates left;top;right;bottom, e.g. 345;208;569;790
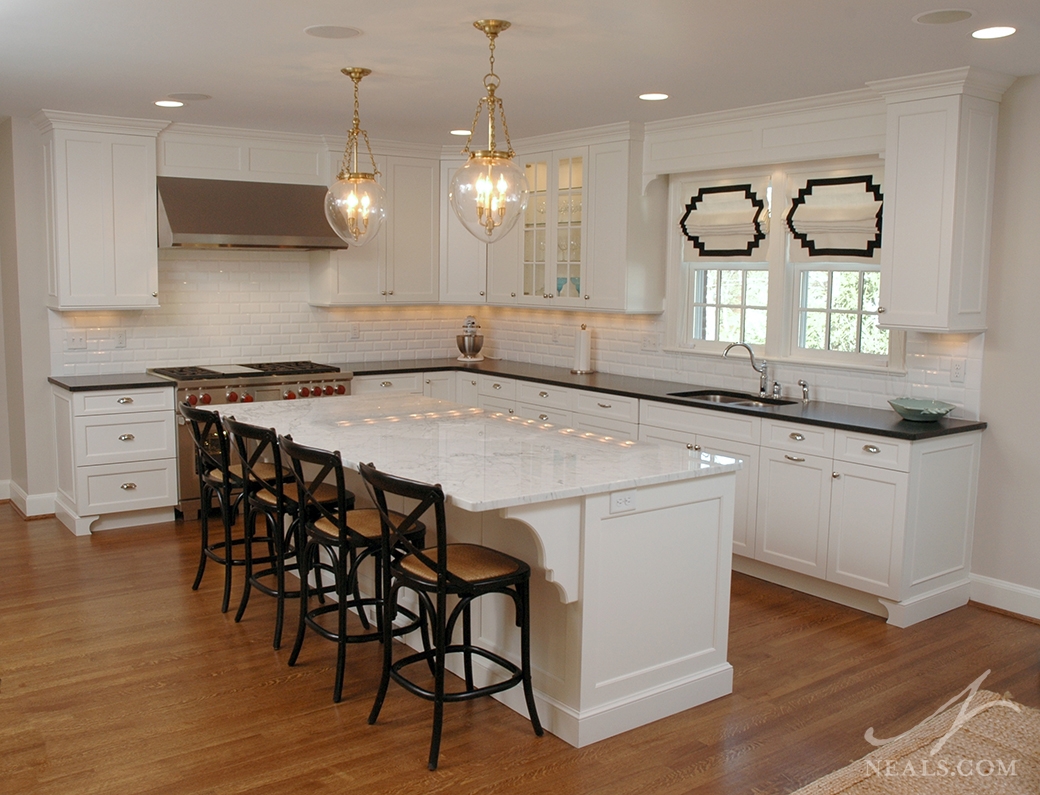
667;390;798;407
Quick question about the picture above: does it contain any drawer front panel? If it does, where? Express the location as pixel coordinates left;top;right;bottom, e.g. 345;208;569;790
573;415;638;441
76;412;177;466
479;396;516;416
834;431;911;472
74;387;175;416
515;403;573;427
478;375;516;400
639;400;761;444
762;419;834;456
517;381;572;410
350;373;424;394
76;459;178;514
574;390;639;423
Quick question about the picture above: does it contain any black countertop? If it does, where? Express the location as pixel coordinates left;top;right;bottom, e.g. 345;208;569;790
48;373;176;391
333;358;987;441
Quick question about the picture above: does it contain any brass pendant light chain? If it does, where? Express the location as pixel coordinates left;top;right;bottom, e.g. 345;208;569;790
460;20;515;158
340;67;380;180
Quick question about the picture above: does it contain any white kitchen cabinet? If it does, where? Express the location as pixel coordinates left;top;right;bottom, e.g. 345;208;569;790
309;155;439;306
422;371;456;401
476;375;516;415
439;159;519;305
34;112;167;310
571;389;640;441
639;400;761;557
52;384;177;535
872;69;1012;332
455;372;480;406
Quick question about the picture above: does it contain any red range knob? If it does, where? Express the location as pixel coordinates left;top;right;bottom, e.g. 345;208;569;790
242;394;254;403
299;386;311;397
200;393;212;405
311;386;322;397
335;384;347;394
226;391;239;403
187;394;199;406
284;390;297;400
323;385;334;395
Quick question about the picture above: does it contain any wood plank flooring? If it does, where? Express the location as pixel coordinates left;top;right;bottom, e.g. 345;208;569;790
1;504;1037;794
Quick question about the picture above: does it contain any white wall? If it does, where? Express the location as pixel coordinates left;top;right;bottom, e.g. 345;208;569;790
971;74;1040;613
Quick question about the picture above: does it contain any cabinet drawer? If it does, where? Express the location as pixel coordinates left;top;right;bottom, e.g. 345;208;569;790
834;432;911;472
75;459;178;514
74;387;174;416
479;396;516;416
573;415;638;441
478;375;516;400
76;411;176;466
515;403;573;427
640;400;761;444
574;390;639;423
762;419;834;456
517;381;572;410
350;372;423;394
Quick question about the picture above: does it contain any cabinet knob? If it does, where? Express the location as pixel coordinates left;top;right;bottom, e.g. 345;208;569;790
120;482;137;490
784;454;806;463
877;306;886;314
863;444;881;454
470;380;477;386
480;291;485;296
117;397;134;405
789;432;805;441
388;290;394;295
425;379;431;384
381;290;386;295
832;472;841;479
584;295;590;300
686;443;701;451
118;433;135;442
507;408;514;414
151;291;158;298
538;414;549;421
511;292;516;297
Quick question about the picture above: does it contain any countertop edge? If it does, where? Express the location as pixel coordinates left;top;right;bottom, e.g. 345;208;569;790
48;374;177;391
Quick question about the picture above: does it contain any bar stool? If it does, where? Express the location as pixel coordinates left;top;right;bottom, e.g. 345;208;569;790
279;435;427;703
180;402;262;612
222;417;353;649
359;461;543;771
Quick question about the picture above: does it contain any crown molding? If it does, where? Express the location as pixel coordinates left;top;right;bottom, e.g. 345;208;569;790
32;110;170;137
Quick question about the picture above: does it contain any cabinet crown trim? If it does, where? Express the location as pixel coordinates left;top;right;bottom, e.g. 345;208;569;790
868;66;1015;104
32;110;169;137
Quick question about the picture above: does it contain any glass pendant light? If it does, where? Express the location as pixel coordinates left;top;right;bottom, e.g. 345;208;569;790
448;20;529;243
325;67;385;247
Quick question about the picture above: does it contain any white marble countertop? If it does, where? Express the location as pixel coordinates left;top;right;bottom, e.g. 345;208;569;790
225;394;741;512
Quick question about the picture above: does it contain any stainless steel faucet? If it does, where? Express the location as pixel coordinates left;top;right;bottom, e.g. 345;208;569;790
723;342;768;397
798;379;810;403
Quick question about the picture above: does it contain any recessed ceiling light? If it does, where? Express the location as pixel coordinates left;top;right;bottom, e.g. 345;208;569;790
305;25;362;39
155;100;184;108
639;93;669;101
972;25;1016;39
913;9;974;25
450;129;471;136
167;93;212;101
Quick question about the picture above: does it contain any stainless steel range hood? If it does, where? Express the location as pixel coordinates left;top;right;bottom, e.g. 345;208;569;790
157;176;349;250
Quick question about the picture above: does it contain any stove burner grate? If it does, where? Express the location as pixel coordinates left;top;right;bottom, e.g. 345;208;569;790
150;366;222;380
239;361;340;375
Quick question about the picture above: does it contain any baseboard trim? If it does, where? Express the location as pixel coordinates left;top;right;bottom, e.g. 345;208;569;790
969;573;1040;622
9;482;57;520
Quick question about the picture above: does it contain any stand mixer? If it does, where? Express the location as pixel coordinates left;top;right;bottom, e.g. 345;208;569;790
457;315;485;362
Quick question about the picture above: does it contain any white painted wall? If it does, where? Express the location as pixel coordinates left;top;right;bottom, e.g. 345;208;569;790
972;74;1040;608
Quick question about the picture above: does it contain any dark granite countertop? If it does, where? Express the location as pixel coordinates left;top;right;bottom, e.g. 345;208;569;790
334;358;986;441
48;373;176;392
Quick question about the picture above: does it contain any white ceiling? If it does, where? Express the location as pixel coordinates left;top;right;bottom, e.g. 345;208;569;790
2;1;1039;146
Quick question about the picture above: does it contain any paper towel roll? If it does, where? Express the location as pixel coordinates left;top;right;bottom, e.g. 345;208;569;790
572;324;593;374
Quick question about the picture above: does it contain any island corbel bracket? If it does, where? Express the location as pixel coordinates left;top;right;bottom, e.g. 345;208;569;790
501;499;582;604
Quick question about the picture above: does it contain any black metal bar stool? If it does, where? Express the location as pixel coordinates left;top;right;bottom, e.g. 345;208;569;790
359;461;543;771
180;401;262;613
279;435;427;703
222;417;353;649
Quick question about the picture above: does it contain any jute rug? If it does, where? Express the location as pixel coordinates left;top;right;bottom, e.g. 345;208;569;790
791;690;1039;794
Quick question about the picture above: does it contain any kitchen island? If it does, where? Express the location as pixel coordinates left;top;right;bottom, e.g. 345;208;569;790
227;393;740;747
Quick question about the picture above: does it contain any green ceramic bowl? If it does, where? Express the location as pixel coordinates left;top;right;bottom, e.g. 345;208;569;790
888;397;956;422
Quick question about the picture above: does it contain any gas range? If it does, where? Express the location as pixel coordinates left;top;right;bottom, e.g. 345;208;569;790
148;361;353;405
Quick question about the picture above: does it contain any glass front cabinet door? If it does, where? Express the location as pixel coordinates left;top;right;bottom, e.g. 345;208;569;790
519;148;587;307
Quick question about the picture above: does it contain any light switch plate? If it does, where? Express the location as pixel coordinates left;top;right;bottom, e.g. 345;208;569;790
66;330;87;350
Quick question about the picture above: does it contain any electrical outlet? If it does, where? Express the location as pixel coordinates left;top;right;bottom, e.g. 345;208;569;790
951;358;966;384
551;327;560;344
347;322;361;340
66;330;87;350
641;335;659;352
609;489;636;514
115;330;127;349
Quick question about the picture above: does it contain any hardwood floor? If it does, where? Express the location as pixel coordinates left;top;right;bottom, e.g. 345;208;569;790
1;503;1037;794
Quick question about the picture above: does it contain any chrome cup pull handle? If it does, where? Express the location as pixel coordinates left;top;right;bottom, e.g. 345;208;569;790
120;482;137;490
118;433;135;442
863;444;881;454
789;432;805;442
117;397;134;405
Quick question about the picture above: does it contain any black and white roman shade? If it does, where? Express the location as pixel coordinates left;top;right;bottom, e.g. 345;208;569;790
678;177;770;260
785;172;884;262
